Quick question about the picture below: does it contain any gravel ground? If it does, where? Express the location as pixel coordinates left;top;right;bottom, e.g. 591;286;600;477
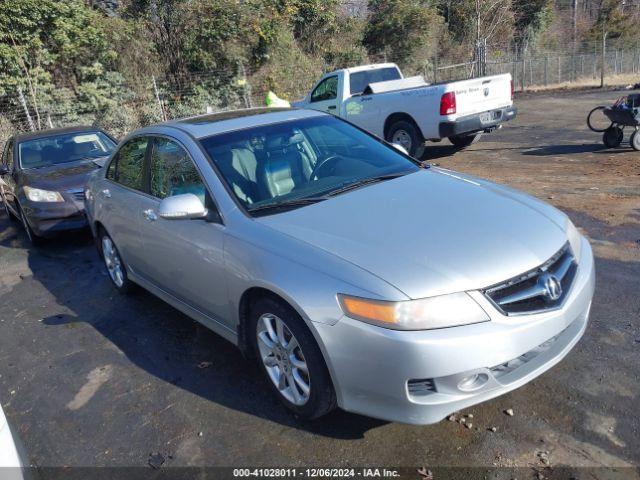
0;88;638;477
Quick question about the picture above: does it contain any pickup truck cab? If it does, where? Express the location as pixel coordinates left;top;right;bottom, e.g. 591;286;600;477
293;63;517;156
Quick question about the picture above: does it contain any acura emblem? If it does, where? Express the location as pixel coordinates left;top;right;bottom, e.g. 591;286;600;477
539;273;562;302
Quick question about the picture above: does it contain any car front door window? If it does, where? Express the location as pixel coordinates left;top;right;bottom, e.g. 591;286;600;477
149;138;207;204
311;76;338;103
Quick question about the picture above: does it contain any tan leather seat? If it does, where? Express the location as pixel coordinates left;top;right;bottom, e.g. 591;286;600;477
216;147;259;204
258;133;310;198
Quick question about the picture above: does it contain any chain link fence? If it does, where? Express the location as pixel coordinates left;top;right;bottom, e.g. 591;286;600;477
432;39;640;90
2;41;640;151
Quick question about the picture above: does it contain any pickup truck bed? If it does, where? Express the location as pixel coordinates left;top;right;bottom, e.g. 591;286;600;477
294;63;517;156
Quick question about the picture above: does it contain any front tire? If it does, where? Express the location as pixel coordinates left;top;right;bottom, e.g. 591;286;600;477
603;126;624;148
386;120;424;157
449;133;481;149
250;296;336;420
99;229;135;293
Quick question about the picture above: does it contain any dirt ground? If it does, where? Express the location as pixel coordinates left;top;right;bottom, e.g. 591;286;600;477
0;89;638;478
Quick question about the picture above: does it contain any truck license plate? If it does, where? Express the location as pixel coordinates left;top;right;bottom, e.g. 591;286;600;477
480;112;492;123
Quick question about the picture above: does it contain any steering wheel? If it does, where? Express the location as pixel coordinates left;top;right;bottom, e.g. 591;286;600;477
310;155;341;180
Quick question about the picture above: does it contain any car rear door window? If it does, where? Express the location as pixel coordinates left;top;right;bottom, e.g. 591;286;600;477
149;137;206;204
110;137;148;191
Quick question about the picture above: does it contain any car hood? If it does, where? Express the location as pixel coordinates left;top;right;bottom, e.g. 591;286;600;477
21;157;104;190
257;169;569;299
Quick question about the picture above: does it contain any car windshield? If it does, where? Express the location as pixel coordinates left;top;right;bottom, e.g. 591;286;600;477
19;131;116;169
199;115;420;215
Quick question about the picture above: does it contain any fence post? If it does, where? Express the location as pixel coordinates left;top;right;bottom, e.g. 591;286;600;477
238;61;253;108
544;56;549;86
558;56;562;83
614;50;618;75
152;76;167;122
17;87;35;132
521;57;526;92
433;55;438;84
601;29;607;88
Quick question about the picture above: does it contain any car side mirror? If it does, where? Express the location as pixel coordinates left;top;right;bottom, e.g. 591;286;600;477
0;165;8;175
391;143;410;156
158;193;208;220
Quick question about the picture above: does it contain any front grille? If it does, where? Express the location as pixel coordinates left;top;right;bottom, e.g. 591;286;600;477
483;243;577;315
67;188;85;201
407;378;436;396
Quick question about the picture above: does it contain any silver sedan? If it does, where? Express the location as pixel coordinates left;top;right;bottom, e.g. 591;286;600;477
85;108;595;424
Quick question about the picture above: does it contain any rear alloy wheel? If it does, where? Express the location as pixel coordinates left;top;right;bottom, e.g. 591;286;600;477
449;133;481;149
603;126;624;148
630;130;640;151
100;231;134;293
251;297;336;420
386;120;424;158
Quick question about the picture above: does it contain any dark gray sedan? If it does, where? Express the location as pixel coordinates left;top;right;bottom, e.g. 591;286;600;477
0;126;117;244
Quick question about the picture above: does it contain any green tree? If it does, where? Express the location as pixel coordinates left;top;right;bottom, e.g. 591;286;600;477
364;0;441;72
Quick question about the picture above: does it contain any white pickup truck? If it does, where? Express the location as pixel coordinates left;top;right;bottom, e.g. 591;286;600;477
293;63;517;156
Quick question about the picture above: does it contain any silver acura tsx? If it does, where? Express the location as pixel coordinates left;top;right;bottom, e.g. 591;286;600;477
85;108;595;424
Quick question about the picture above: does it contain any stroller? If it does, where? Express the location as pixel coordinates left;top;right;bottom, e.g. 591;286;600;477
587;93;640;150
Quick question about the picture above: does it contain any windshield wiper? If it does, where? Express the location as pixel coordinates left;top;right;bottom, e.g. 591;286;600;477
248;196;328;214
323;171;409;198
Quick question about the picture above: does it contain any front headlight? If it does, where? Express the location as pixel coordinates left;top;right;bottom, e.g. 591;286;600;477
337;292;490;330
566;218;582;262
24;186;64;203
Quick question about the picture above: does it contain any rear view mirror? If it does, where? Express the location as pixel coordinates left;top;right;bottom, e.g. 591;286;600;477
158;193;208;220
391;143;410;156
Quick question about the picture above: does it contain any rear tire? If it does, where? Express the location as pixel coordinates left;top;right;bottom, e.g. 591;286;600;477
631;130;640;151
587;106;612;133
449;133;481;149
603;126;623;148
249;296;336;420
99;228;135;293
386;120;424;158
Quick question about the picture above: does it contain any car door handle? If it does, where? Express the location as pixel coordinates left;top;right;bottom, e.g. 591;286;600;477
101;189;111;198
142;209;158;221
327;105;336;110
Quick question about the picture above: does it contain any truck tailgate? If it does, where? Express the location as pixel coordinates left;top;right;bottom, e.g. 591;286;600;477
449;74;512;117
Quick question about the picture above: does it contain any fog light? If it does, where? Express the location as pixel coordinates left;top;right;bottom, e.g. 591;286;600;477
457;373;488;392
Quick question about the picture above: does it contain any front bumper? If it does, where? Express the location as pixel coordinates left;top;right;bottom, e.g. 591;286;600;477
21;192;88;237
439;106;517;138
314;237;595;424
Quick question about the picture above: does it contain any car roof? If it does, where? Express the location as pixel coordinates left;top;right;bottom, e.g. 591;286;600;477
12;125;106;143
160;107;327;139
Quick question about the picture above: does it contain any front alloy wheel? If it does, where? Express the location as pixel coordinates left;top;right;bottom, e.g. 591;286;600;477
256;313;310;406
250;297;336;419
